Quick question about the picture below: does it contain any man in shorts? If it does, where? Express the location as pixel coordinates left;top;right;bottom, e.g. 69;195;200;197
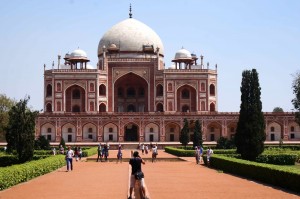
128;151;146;199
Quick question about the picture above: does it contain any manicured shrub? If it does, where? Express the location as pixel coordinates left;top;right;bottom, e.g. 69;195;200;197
208;155;300;193
0;155;65;190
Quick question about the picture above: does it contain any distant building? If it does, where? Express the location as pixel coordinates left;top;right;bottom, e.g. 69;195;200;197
36;11;299;143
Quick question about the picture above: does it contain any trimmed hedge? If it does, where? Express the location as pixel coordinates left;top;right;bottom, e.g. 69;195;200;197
165;147;236;156
82;147;98;157
256;154;298;165
0;155;66;190
208;155;300;193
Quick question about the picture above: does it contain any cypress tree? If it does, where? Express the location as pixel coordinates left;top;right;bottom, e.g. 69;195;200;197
5;97;38;163
193;120;202;148
235;69;265;160
180;118;189;149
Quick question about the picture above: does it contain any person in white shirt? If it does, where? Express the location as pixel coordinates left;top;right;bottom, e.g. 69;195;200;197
66;146;74;171
152;144;158;163
206;147;213;165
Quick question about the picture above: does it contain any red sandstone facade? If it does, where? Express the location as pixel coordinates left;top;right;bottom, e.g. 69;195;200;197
36;15;300;143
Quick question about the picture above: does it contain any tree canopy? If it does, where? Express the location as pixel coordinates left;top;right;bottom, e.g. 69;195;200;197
193;120;203;148
235;69;266;160
292;71;300;125
5;96;38;163
180;118;189;148
0;94;16;141
273;107;284;112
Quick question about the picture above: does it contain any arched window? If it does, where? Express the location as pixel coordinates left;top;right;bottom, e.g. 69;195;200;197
72;89;80;99
127;87;135;98
99;104;106;112
99;84;106;96
210;127;215;132
88;128;93;133
182;89;190;99
118;87;123;97
182;105;189;112
210;84;215;96
90;83;95;92
291;126;295;132
156;103;163;112
68;128;72;133
72;105;80;112
230;127;235;133
270;127;275;132
210;103;215;111
57;83;61;92
139;87;145;97
201;83;205;91
156;84;163;96
46;103;52;112
46;84;52;97
127;104;135;112
47;128;52;133
150;128;154;132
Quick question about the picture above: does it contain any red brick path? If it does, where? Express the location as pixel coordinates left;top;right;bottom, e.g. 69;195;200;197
0;150;299;199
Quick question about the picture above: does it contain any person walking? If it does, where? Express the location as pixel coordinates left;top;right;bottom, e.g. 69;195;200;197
97;143;102;162
199;146;204;164
103;144;109;161
152;144;158;163
117;144;122;163
195;146;200;164
141;143;145;155
79;147;82;160
206;147;213;165
128;151;146;199
65;146;74;172
74;146;79;161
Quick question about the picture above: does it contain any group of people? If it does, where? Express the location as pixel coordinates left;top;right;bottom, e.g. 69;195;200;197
138;143;158;163
194;146;214;165
96;143;110;162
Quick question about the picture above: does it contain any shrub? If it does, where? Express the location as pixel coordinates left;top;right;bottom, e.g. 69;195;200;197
0;155;65;190
34;135;50;150
207;155;300;193
255;154;297;165
216;136;235;149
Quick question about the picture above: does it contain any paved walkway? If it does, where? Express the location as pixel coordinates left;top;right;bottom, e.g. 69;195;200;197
0;150;299;199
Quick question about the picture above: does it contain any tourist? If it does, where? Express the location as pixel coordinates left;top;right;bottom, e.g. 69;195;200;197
66;146;74;171
128;151;146;199
141;143;145;155
103;143;109;161
79;147;82;160
59;145;64;154
199;146;204;164
145;144;149;154
74;146;79;161
152;144;158;163
117;144;122;163
52;147;56;155
195;146;200;164
97;143;102;162
206;147;213;165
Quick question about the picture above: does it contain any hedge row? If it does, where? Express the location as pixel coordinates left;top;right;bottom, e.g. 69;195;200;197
0;155;66;190
0;155;51;167
207;155;300;193
82;147;98;157
256;154;298;165
165;147;236;156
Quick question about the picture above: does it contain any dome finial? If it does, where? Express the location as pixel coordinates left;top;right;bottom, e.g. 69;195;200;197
129;3;132;18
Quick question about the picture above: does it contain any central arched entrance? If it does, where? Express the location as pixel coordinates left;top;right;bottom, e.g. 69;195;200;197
124;124;138;141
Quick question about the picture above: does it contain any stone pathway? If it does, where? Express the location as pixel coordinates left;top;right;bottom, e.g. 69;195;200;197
0;150;299;199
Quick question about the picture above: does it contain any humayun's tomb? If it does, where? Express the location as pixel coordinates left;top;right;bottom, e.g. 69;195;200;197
35;9;300;143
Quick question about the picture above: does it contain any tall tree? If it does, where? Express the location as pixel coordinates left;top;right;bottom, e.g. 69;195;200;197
5;96;38;162
235;69;265;160
292;71;300;125
180;118;189;149
193;120;202;148
0;94;16;141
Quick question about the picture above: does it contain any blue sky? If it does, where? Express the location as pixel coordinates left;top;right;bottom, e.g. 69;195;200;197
0;0;299;112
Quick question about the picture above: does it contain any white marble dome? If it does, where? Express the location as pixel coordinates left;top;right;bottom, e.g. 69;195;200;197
174;48;192;59
98;18;164;57
70;49;88;58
